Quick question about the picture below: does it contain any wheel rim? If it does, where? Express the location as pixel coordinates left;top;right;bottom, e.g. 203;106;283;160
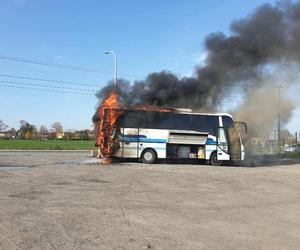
212;154;222;165
214;155;221;163
144;152;153;161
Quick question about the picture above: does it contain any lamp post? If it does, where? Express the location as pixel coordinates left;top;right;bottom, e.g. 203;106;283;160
278;81;287;152
104;50;117;92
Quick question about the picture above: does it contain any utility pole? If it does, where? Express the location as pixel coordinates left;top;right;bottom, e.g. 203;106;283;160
277;81;287;152
104;50;118;92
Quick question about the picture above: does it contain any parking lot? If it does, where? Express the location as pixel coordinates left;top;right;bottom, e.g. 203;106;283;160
0;151;300;249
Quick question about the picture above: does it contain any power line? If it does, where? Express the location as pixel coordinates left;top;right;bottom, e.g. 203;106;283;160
0;54;146;79
0;73;100;88
0;83;94;96
0;80;97;93
0;64;74;76
0;65;114;85
0;78;264;100
0;81;248;102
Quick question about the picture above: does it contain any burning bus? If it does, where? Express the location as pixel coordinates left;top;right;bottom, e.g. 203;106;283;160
94;92;246;166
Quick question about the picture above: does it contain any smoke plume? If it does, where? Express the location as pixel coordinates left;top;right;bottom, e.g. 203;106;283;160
96;1;300;130
235;88;295;136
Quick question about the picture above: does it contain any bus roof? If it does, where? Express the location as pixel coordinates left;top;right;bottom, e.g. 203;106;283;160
106;107;235;120
173;108;234;119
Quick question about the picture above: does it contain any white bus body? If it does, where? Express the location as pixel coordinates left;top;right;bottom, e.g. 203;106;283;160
112;109;245;165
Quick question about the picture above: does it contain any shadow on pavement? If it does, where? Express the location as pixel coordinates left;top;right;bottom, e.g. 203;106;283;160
232;155;300;167
111;155;300;168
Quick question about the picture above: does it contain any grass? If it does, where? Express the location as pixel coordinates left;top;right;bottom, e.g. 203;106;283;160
0;139;95;150
282;152;300;159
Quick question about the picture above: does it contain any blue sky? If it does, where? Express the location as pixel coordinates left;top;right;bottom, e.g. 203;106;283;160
0;0;282;131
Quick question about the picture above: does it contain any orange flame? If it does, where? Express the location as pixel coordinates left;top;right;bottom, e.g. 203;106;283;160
133;104;172;113
96;92;123;162
96;92;172;164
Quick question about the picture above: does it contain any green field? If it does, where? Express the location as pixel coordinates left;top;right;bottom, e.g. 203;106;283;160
282;152;300;159
0;140;95;150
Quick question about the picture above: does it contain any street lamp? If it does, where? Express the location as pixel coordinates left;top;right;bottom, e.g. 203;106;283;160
104;50;117;92
278;80;287;151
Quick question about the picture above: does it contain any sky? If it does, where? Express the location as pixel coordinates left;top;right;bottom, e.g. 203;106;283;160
0;0;287;131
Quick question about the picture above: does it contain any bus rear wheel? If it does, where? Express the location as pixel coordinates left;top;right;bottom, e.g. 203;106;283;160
141;149;157;164
210;152;222;166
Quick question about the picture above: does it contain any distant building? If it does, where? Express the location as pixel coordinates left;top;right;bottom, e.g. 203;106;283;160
0;131;17;139
55;131;64;139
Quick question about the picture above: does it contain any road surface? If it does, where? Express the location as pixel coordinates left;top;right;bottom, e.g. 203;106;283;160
0;152;299;249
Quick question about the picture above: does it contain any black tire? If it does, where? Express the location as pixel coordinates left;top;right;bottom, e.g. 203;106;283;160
210;151;223;166
141;149;157;164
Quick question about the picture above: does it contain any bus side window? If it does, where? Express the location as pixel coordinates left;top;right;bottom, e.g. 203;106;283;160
191;115;218;135
222;116;234;129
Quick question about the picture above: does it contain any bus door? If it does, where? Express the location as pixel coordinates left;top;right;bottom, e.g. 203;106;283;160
121;128;139;158
119;112;139;158
227;125;242;160
217;127;230;161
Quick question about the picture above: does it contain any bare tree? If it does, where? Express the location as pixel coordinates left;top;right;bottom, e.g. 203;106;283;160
0;119;8;132
281;129;294;145
39;125;49;140
51;122;64;139
19;120;37;139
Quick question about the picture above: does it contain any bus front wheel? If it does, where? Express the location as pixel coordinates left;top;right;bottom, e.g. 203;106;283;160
210;152;222;166
141;149;157;164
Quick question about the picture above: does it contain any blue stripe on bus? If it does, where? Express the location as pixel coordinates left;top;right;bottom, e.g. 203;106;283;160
119;138;138;142
119;137;167;143
139;138;167;143
119;135;147;139
206;138;217;145
120;135;216;145
122;146;166;150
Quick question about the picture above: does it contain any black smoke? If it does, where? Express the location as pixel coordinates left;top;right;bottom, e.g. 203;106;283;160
96;1;300;110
